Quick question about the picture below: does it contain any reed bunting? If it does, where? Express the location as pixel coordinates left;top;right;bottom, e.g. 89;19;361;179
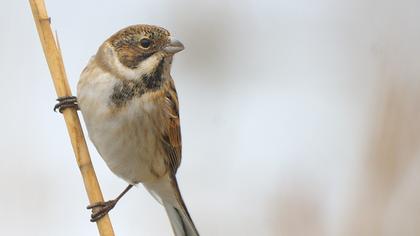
57;24;199;236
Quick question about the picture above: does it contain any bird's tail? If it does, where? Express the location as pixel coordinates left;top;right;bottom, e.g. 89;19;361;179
144;175;199;236
163;196;199;236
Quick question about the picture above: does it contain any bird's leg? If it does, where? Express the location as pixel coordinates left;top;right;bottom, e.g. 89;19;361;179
87;184;134;222
53;96;79;113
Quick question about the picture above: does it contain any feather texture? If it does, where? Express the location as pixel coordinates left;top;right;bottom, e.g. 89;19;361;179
77;24;198;235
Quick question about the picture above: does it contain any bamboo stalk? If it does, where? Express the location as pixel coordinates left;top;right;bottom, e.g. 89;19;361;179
29;1;115;235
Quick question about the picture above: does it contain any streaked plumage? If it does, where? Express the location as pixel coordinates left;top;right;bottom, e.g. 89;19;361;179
77;24;198;236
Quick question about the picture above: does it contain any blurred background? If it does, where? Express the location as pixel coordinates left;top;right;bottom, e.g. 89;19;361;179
1;0;420;235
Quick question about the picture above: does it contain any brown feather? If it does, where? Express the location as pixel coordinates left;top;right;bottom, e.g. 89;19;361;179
159;79;182;174
142;78;182;176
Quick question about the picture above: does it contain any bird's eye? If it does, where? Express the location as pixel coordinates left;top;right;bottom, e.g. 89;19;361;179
140;38;152;48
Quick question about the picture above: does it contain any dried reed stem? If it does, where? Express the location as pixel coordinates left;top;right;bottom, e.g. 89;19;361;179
29;0;115;235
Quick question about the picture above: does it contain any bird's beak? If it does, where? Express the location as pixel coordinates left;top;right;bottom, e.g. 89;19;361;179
164;37;184;54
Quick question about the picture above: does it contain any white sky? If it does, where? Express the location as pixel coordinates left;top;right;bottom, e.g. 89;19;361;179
1;0;419;235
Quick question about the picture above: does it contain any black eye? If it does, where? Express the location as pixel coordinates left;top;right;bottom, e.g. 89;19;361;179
140;38;152;48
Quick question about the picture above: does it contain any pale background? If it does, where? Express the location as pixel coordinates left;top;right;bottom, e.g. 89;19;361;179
1;0;420;235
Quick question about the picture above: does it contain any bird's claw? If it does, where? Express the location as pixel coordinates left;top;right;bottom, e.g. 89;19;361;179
87;200;117;222
54;96;79;113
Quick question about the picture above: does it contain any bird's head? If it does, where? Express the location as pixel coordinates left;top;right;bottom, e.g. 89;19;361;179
96;24;184;80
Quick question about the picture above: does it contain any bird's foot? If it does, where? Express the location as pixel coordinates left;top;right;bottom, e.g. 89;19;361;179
53;96;79;113
86;185;133;222
87;200;117;222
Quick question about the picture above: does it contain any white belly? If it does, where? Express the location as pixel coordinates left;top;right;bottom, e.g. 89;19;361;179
77;64;166;184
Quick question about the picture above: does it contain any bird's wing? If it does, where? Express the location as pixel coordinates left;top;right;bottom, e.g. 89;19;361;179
159;79;182;174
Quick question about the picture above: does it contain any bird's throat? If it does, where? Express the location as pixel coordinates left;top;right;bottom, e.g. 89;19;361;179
110;58;167;107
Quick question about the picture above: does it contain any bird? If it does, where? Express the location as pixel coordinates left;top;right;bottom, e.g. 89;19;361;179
57;24;199;236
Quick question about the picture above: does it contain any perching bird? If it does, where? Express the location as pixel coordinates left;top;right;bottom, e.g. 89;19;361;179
57;24;199;236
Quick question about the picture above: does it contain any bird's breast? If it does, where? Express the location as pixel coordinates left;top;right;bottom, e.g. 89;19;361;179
77;62;167;184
